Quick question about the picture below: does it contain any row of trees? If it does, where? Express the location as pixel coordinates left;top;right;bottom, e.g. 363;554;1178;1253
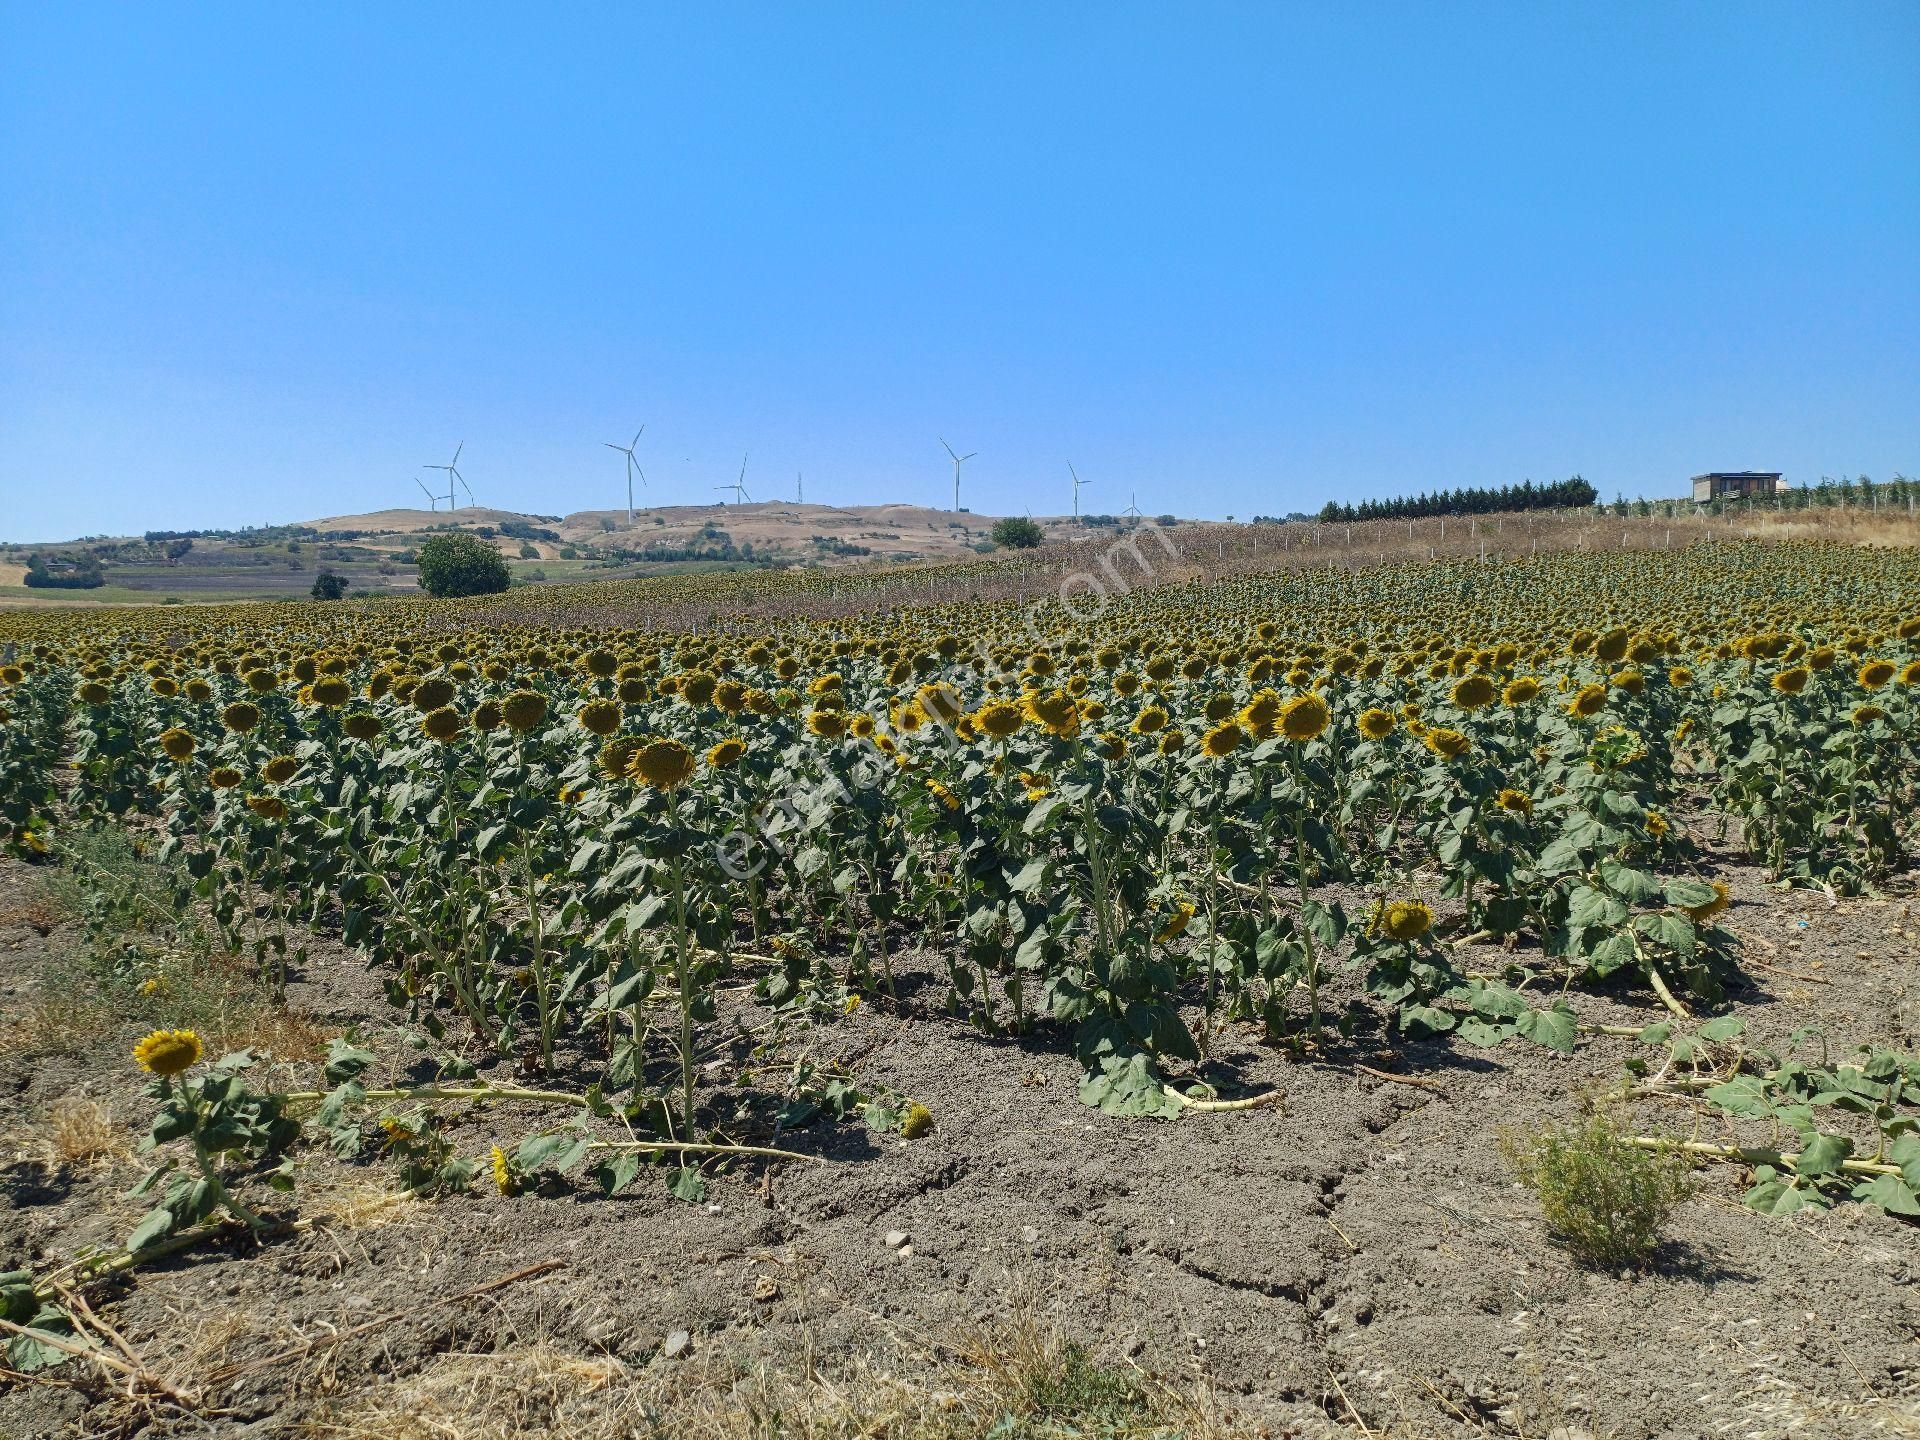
1318;476;1598;523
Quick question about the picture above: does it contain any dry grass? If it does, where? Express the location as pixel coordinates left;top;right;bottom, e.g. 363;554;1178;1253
0;1095;128;1171
302;1310;1262;1440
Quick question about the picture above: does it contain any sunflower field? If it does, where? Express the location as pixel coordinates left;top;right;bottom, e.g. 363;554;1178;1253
2;537;1918;1140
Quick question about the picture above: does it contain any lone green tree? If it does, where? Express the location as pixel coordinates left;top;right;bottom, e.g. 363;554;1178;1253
990;516;1045;549
415;533;510;598
309;570;347;600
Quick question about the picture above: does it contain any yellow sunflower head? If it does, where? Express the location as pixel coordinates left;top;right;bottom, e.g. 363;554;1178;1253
706;737;747;768
628;737;697;790
1858;659;1896;690
1682;880;1731;923
133;1027;202;1077
1155;901;1196;943
1279;692;1330;742
975;700;1024;737
1200;720;1245;759
1378;900;1434;943
1494;788;1533;815
1771;666;1810;695
1567;683;1608;719
1357;707;1396;740
1422;727;1471;761
157;727;196;762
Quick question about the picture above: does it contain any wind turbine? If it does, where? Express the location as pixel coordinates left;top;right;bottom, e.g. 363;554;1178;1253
604;425;645;524
796;472;803;504
940;438;976;512
1069;461;1089;524
715;453;751;505
1123;492;1142;527
424;443;472;512
413;477;442;513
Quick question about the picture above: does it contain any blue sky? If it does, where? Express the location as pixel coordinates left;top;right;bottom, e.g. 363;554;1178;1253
3;3;1916;541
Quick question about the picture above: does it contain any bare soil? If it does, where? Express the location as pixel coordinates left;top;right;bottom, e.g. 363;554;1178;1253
3;835;1919;1439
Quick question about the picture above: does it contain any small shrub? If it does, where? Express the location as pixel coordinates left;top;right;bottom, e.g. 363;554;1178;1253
415;532;510;598
990;516;1045;549
1500;1110;1695;1270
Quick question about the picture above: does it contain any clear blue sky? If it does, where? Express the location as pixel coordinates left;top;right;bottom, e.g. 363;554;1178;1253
3;4;1916;541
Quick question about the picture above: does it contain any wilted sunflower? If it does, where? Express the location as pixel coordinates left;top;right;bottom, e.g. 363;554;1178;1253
343;712;381;742
1155;901;1196;943
1609;670;1646;695
472;699;504;732
706;737;747;768
502;690;548;733
598;735;644;780
1422;727;1471;761
412;677;457;713
184;677;213;703
1852;704;1887;726
261;754;299;784
628;738;697;789
1158;729;1186;756
1451;674;1497;711
157;727;196;762
209;765;243;789
1378;899;1434;942
310;677;352;708
421;707;466;742
1501;677;1541;705
243;668;280;695
1357;707;1396;740
1494;788;1533;815
1682;880;1731;923
1279;692;1330;742
578;698;623;736
133;1027;202;1077
1667;667;1693;688
1567;683;1608;719
246;794;288;822
1858;659;1896;690
1771;666;1810;695
222;700;262;733
916;683;965;726
1644;809;1671;839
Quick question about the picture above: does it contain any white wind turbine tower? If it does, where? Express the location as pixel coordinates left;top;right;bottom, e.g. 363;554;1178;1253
1123;492;1142;527
424;443;472;512
413;476;442;513
604;425;646;524
940;438;976;512
1069;461;1090;524
715;453;752;505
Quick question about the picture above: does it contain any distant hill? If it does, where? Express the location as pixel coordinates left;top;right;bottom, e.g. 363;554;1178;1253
1;500;1157;606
